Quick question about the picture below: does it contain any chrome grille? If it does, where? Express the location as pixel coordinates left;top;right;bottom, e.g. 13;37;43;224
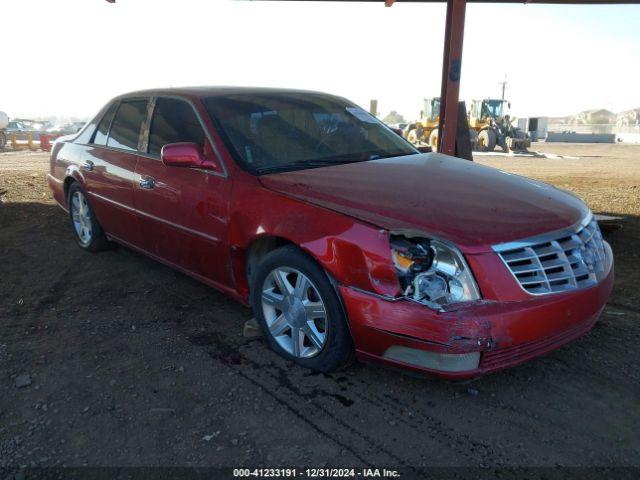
494;215;608;295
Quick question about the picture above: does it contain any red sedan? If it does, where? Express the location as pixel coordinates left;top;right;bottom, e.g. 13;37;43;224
47;87;614;378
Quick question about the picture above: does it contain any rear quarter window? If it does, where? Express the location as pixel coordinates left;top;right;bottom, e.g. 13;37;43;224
107;99;149;151
92;103;118;146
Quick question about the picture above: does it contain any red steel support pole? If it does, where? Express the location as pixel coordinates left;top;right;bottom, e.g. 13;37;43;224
437;0;466;156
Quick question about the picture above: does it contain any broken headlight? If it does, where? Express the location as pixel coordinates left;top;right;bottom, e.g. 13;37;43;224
390;236;481;309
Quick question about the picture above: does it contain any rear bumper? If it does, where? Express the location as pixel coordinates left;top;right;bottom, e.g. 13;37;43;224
340;256;614;379
47;173;67;211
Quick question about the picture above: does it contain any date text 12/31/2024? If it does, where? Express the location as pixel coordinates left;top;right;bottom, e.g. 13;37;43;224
233;468;400;478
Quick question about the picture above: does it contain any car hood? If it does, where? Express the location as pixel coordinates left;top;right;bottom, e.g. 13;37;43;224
258;153;589;253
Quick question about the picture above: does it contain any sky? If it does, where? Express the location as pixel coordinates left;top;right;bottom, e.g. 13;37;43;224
1;0;639;121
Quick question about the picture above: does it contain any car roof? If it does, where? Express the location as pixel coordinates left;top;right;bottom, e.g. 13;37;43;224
116;86;337;101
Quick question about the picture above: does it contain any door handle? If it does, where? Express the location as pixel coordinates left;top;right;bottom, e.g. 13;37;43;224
139;175;155;189
82;160;94;171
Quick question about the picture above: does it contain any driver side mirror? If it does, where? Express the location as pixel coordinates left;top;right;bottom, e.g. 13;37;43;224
161;142;222;173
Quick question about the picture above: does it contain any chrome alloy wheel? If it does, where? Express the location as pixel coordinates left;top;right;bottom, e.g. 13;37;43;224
261;267;328;358
70;191;93;246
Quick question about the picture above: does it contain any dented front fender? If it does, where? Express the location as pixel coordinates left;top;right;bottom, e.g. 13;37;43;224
227;182;402;302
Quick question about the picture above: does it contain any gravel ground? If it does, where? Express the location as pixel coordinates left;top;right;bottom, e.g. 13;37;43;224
1;144;639;472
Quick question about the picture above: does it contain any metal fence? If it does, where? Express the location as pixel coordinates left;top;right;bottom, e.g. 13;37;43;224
547;123;640;135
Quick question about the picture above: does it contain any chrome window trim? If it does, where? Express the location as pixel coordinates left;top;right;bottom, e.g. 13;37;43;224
76;143;154;159
78;95;228;178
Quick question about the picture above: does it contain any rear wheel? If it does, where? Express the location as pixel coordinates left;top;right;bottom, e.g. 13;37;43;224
67;182;111;252
477;129;497;152
0;131;6;149
428;129;439;150
251;246;353;372
407;129;418;145
469;129;479;150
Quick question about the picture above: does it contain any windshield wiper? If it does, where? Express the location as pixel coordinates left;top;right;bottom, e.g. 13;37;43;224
254;153;377;174
255;151;418;175
366;151;418;161
255;159;346;175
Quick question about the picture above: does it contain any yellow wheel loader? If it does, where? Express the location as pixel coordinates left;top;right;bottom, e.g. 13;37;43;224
406;98;441;150
406;97;478;152
468;99;530;152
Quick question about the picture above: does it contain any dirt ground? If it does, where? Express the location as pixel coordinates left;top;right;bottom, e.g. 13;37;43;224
1;143;639;472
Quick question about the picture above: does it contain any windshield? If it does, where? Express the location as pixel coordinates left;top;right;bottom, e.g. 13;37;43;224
424;98;440;121
203;93;418;174
482;100;505;118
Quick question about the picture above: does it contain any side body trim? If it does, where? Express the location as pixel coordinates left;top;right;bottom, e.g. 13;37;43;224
88;191;221;244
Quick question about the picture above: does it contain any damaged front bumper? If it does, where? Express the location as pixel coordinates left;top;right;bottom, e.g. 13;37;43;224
340;262;614;379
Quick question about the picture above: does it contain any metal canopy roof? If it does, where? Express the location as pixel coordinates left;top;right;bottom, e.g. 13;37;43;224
293;1;638;4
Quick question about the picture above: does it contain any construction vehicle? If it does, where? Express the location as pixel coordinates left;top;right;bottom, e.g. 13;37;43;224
405;97;441;150
468;99;530;152
405;97;478;151
405;97;529;153
0;111;8;149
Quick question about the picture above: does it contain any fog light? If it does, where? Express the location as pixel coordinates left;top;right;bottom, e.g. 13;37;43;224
383;346;480;372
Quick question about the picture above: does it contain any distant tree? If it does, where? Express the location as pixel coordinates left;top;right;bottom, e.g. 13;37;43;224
382;111;406;125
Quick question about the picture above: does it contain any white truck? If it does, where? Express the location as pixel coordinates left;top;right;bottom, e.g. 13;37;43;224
0;111;9;149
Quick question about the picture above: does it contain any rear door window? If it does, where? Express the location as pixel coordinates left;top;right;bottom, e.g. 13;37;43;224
107;99;149;151
148;98;206;156
92;102;118;146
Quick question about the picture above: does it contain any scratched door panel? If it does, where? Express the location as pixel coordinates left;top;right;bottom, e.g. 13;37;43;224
83;146;142;247
133;158;232;286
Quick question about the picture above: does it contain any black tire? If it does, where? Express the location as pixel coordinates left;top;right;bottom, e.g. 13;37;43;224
469;129;479;150
478;129;497;152
428;128;439;150
67;182;111;252
0;131;6;149
251;245;354;372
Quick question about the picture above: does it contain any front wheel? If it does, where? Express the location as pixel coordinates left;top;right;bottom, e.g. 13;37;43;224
477;129;497;152
67;182;111;252
251;246;353;372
